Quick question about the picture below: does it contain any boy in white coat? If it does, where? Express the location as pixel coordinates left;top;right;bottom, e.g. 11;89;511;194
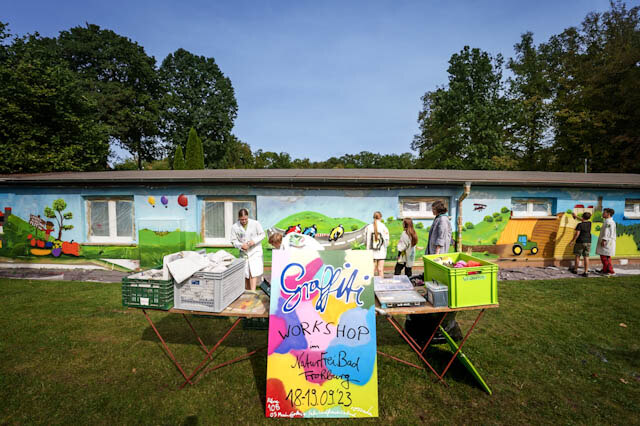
230;209;265;290
595;208;617;275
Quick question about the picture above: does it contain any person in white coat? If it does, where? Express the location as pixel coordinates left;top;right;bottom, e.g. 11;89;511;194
394;218;418;277
230;209;265;290
595;208;617;275
365;211;390;277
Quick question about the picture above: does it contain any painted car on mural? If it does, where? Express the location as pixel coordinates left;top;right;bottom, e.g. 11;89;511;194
512;234;538;255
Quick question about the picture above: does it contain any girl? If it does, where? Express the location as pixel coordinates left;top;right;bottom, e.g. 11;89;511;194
395;218;418;277
365;211;389;277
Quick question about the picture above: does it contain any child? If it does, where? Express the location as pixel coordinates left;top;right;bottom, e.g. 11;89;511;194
395;218;418;277
596;208;617;275
365;211;390;277
570;211;592;277
268;232;283;250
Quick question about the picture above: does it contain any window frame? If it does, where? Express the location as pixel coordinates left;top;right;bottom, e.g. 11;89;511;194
399;197;449;219
625;199;640;219
201;197;257;246
511;198;554;218
86;197;135;244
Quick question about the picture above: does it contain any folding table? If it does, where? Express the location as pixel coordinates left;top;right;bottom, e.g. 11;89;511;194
136;291;270;389
375;297;498;390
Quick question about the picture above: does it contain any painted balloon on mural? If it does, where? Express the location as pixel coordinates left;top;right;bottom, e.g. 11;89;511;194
161;196;169;208
148;196;156;207
178;194;188;210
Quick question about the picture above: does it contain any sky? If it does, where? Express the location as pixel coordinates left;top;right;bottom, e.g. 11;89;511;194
2;0;630;162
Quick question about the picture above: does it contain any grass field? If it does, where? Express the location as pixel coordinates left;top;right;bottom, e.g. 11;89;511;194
1;276;639;424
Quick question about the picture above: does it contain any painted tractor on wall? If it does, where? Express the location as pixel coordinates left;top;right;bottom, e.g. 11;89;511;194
513;234;538;255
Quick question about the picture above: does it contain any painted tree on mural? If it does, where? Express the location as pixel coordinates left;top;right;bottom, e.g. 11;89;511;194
44;199;73;240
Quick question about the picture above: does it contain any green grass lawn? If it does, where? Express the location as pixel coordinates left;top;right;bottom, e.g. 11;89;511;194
1;276;639;424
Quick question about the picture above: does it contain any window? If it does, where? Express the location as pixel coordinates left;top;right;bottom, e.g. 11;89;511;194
202;198;256;245
86;198;134;243
625;199;640;219
399;197;448;219
511;198;553;218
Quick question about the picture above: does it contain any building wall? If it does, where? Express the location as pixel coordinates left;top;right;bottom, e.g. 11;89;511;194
1;184;639;268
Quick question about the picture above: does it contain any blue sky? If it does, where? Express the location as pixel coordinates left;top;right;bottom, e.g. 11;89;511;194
2;0;627;162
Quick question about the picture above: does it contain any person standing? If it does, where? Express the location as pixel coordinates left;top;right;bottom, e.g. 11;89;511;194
596;208;617;276
570;211;592;277
395;218;418;277
230;209;265;290
365;211;390;277
426;200;452;255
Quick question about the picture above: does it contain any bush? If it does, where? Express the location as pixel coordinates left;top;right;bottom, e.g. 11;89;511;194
592;210;603;222
415;222;424;229
350;224;358;231
465;222;474;229
501;207;510;213
596;225;601;231
492;212;500;218
387;216;394;223
495;215;503;222
426;226;431;232
461;227;466;232
566;209;573;214
484;215;493;223
491;237;498;244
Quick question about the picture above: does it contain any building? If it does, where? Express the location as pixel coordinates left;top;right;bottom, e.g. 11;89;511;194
1;169;639;269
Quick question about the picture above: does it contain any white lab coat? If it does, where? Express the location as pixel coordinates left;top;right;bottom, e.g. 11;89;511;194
365;220;390;260
396;231;416;267
230;218;265;279
596;217;616;257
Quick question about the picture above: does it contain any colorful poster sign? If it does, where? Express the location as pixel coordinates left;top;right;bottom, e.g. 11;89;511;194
265;249;378;418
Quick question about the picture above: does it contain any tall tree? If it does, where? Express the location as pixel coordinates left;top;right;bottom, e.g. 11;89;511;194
541;1;640;173
0;25;110;173
56;24;162;170
218;135;254;169
185;128;204;169
173;145;186;170
507;32;554;170
159;48;238;169
412;46;511;170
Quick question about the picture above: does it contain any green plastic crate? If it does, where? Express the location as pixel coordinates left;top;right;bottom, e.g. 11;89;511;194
423;253;498;308
122;273;174;310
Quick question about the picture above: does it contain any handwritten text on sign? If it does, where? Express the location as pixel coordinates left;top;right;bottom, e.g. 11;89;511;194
265;249;378;418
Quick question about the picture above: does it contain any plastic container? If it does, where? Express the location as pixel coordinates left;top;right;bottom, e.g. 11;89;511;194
174;258;245;312
426;280;449;307
122;270;174;310
423;253;498;308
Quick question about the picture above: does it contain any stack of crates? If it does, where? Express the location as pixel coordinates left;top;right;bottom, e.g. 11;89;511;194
174;258;245;313
122;269;174;310
423;253;498;308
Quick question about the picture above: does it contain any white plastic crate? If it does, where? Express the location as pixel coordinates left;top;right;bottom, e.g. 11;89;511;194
174;258;245;312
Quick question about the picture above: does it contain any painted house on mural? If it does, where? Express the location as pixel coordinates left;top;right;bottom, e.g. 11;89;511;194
1;170;639;270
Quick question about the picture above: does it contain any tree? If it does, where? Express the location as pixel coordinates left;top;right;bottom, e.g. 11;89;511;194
253;150;293;169
159;48;238;168
185;128;204;169
173;145;186;170
540;1;640;173
412;46;511;170
218;135;254;169
56;24;162;170
0;25;110;173
44;199;73;240
507;32;554;170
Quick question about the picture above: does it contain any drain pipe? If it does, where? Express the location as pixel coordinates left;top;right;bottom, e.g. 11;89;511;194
457;182;471;252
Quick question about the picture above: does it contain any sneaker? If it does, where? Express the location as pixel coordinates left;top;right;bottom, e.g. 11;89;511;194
581;272;589;277
607;271;616;276
569;268;578;274
594;269;605;274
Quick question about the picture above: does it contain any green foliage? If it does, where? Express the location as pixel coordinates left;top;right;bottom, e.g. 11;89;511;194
185;128;204;169
412;46;509;170
415;222;424;229
484;215;494;223
350;241;365;250
501;207;510;213
465;222;474;229
617;223;640;251
159;48;237;169
595;225;602;231
173;145;185;170
43;198;73;240
426;226;431;232
491;237;498;244
461;227;466;232
566;209;573;214
495;215;503;222
592;210;603;223
387;216;394;223
0;27;110;173
350;224;359;231
492;212;500;218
